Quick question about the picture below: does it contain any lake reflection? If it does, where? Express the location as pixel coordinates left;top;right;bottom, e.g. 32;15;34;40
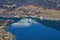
7;18;60;40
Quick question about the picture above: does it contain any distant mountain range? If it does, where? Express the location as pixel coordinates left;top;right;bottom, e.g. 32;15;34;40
0;0;60;18
0;0;60;10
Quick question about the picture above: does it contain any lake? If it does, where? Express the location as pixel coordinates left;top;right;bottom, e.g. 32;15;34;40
6;18;60;40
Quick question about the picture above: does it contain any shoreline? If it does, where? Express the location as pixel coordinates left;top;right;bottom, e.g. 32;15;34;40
0;20;15;40
0;16;60;21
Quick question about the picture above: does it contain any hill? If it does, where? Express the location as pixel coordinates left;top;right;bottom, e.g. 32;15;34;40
11;5;60;18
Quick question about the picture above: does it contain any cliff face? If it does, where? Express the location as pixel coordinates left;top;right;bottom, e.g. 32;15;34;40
0;0;60;10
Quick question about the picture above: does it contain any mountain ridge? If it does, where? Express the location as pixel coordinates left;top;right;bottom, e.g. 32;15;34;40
0;0;60;10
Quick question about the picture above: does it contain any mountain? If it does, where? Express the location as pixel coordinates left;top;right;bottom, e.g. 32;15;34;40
0;0;60;10
0;0;60;18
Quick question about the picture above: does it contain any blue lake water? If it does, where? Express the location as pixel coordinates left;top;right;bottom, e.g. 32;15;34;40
6;18;60;40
